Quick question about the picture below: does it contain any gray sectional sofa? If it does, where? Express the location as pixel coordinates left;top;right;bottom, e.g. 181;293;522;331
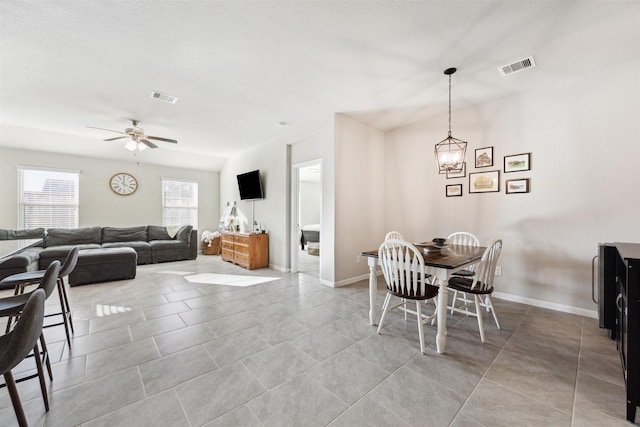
0;225;197;285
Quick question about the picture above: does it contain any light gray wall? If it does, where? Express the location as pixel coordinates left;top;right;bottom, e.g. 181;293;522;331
375;60;640;315
219;141;289;271
0;147;219;237
299;181;321;226
334;114;385;285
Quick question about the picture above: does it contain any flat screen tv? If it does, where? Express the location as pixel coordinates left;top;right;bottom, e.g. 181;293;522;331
237;169;264;200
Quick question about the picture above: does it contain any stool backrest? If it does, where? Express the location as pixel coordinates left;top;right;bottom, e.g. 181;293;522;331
0;289;45;373
37;260;61;299
59;247;79;277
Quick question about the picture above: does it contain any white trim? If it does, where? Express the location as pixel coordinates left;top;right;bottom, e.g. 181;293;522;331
17;164;81;174
492;291;597;319
161;177;199;184
269;263;288;273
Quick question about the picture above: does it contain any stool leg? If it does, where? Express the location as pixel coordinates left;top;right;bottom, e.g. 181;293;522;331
33;341;49;411
4;371;28;427
56;278;72;347
59;277;74;333
39;333;53;381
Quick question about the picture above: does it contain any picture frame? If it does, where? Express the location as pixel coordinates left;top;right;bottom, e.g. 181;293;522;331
504;152;531;173
446;162;466;179
475;147;493;168
446;184;463;197
469;170;500;193
506;178;530;194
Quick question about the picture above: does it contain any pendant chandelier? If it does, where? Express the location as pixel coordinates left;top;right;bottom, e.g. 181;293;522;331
434;67;467;174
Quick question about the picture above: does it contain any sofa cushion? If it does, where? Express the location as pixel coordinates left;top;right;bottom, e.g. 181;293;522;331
0;248;43;268
46;226;102;247
38;244;101;268
148;225;172;241
149;240;189;263
0;228;46;241
174;225;193;244
102;241;152;264
102;226;148;243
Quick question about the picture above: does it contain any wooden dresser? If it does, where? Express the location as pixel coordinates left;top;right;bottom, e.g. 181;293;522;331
220;231;269;270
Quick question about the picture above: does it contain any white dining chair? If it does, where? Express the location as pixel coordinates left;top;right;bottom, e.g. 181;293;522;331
377;239;438;354
447;232;480;314
447;239;503;343
384;231;405;241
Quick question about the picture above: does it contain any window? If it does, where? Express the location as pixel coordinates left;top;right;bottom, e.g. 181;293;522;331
162;179;198;229
18;167;80;229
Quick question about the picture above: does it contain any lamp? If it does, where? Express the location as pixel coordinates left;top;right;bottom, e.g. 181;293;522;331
434;67;467;174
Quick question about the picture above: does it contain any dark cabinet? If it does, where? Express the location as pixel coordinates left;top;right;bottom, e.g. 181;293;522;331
614;243;640;423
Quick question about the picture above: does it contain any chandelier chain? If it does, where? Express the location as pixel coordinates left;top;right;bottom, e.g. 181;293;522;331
448;73;452;137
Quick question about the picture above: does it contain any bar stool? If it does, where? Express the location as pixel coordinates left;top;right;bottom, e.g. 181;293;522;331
0;289;49;427
0;261;61;385
0;247;78;347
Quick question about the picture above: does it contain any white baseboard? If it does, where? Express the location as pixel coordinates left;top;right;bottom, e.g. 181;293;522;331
269;264;288;273
492;291;598;319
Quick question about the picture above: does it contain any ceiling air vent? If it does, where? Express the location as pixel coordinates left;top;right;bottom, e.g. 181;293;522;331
498;56;536;76
150;91;178;104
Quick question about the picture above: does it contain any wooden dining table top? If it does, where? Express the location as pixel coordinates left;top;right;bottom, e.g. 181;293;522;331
361;243;485;269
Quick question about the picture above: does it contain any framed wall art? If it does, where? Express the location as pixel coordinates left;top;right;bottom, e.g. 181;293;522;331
504;152;531;173
446;162;466;179
469;170;500;193
446;184;463;197
506;178;530;194
475;147;493;168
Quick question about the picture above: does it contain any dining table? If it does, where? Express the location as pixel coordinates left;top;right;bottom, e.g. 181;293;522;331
360;242;485;354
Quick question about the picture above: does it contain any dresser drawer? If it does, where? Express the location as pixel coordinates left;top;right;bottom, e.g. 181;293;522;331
234;235;250;245
221;248;234;262
234;244;249;255
234;253;249;267
221;239;234;250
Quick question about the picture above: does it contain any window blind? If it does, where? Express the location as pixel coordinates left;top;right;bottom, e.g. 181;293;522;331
162;179;198;229
18;167;80;229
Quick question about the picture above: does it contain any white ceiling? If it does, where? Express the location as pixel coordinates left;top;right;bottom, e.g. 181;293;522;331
1;1;638;171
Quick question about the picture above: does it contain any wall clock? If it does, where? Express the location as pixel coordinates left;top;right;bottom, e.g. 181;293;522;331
109;172;138;195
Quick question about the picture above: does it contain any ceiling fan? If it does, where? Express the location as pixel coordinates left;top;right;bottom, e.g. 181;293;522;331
88;119;178;151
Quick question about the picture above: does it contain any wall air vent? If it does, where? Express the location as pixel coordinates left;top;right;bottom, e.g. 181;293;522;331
150;91;178;104
498;56;536;76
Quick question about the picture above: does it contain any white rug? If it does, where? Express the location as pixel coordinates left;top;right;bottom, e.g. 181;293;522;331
157;271;195;276
184;273;279;287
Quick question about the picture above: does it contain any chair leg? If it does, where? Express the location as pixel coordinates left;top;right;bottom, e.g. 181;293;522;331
33;341;49;411
39;333;53;381
60;277;74;333
56;278;72;347
376;293;392;334
487;295;501;329
4;371;28;427
416;301;425;354
403;298;407;321
450;290;458;315
474;295;485;343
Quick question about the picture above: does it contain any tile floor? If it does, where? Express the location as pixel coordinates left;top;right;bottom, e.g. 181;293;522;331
0;255;630;426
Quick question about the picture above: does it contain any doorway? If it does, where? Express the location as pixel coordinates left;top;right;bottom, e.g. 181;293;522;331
291;160;321;276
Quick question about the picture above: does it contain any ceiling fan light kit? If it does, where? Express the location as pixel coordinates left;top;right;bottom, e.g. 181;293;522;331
90;119;178;152
434;67;468;174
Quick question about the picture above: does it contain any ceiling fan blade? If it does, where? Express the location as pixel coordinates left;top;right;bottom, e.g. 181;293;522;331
86;126;125;134
146;136;178;144
104;136;127;142
140;138;158;149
